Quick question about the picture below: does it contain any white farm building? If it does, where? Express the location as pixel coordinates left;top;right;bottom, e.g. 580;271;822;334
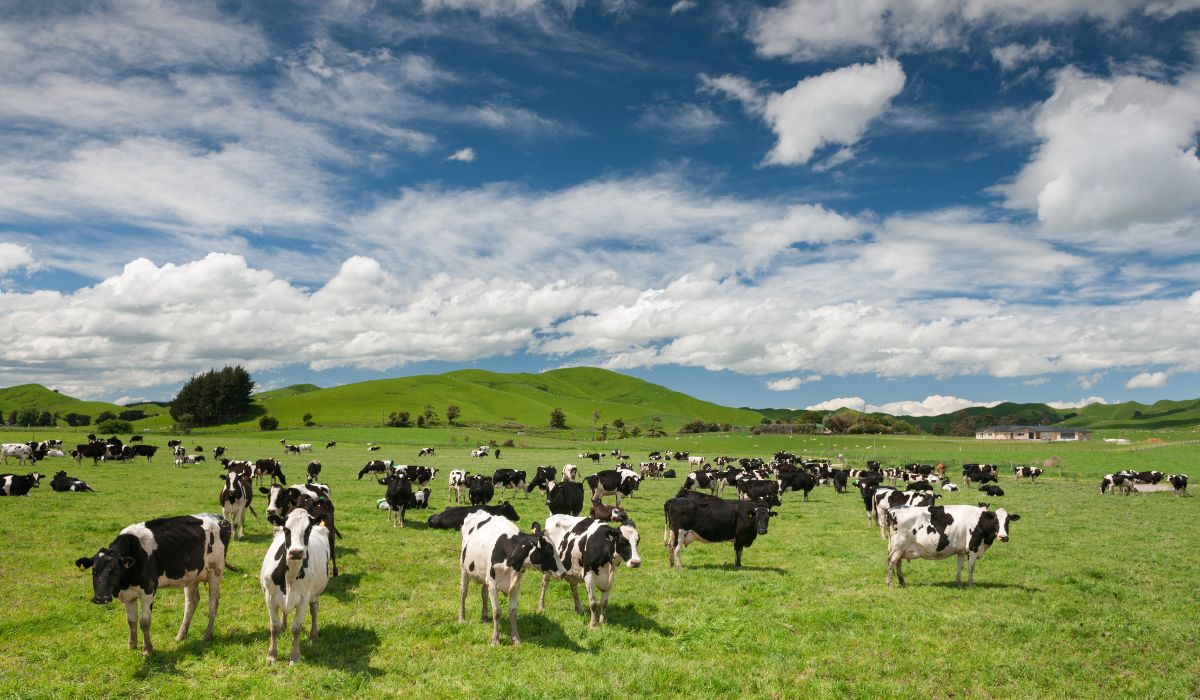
975;425;1093;442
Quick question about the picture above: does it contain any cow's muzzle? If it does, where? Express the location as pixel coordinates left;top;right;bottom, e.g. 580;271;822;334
627;559;641;569
287;549;305;561
92;594;113;604
1000;535;1009;542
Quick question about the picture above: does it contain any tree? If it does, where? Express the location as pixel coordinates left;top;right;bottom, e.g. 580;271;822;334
173;413;194;434
96;410;117;424
170;365;255;427
98;419;133;434
37;411;55;427
422;404;438;426
63;412;91;427
303;412;315;427
629;425;641;437
417;414;426;428
259;415;279;431
599;424;608;440
16;408;38;427
118;409;146;422
386;411;411;428
612;417;625;430
6;410;16;426
591;409;601;428
549;407;567;429
446;404;461;425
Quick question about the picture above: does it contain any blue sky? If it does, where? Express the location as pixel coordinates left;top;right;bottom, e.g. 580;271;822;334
1;0;1200;415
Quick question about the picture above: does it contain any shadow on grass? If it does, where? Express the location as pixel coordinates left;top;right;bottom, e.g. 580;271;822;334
688;563;788;574
519;613;591;652
137;627;265;677
604;603;672;636
303;623;382;675
325;572;363;602
924;580;1043;592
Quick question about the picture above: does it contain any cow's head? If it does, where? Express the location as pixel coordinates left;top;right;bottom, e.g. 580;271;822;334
517;522;566;578
497;500;519;521
617;520;641;568
996;508;1020;542
75;546;132;604
259;484;297;524
278;506;322;567
749;502;777;535
28;473;42;486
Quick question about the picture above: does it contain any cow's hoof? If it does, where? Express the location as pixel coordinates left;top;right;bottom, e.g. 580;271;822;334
203;632;213;642
142;648;153;657
490;639;500;646
511;638;521;646
175;632;186;641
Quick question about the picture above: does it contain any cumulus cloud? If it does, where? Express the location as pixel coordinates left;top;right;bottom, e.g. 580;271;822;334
806;396;866;411
0;242;35;275
1046;396;1107;409
991;39;1060;71
703;58;906;166
766;374;822;391
869;395;1002;416
1126;371;1169;388
1001;67;1200;232
447;147;477;162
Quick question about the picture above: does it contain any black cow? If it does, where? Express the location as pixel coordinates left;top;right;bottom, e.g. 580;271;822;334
325;442;336;449
73;442;106;466
526;466;557;494
545;480;584;516
212;446;226;459
662;469;676;478
1;472;43;496
128;435;143;443
832;469;850;493
307;460;322;483
1169;474;1189;494
379;473;414;527
426;501;520;530
130;444;158;462
663;493;776;569
906;480;934;492
166;439;181;449
493;469;527;499
51;471;94;492
467;475;495;505
980;484;1005;497
736;479;782;506
778;470;816;501
357;460;392;480
74;514;231;655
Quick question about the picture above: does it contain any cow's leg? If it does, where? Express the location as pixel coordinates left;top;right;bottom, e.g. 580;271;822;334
488;583;502;645
328;530;338;578
599;584;611;626
956;554;965;588
458;570;469;623
734;544;744;570
123;599;139;650
673;533;685;571
309;599;319;641
399;506;405;528
569;581;583;614
480;579;490;622
507;580;522;645
290;600;306;664
537;573;550;612
203;575;220;642
584;572;599;627
803;489;810;502
967;553;978;588
266;596;281;663
138;592;155;655
614;491;622;506
177;583;198;640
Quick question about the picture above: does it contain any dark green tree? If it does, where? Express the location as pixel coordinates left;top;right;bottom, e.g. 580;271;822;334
258;415;279;431
96;410;117;424
446;404;461;424
170;366;255;427
303;412;315;427
98;419;132;434
36;411;54;427
63;412;91;427
119;409;146;421
549;407;567;429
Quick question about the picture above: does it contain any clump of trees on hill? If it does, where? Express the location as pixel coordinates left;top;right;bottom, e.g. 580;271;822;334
170;366;255;427
679;419;734;434
6;409;56;427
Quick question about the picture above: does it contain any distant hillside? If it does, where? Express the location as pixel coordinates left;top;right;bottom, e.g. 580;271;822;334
245;367;763;430
0;384;169;426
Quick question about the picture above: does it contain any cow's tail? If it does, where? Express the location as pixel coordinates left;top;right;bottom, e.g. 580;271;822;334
247;503;260;520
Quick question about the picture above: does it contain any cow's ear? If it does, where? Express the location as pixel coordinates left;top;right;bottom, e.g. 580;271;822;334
75;557;93;570
1009;513;1021;522
978;502;989;509
769;511;778;517
119;555;135;569
259;487;270;494
531;522;542;535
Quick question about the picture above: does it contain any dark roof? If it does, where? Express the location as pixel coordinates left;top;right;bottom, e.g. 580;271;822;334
981;425;1093;433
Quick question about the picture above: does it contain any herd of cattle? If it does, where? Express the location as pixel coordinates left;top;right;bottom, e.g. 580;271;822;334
1;435;1192;661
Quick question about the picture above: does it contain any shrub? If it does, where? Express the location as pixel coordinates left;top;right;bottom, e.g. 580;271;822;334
258;415;279;431
501;439;514;447
97;419;133;434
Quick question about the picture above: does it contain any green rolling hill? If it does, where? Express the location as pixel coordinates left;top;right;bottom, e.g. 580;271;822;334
0;384;169;426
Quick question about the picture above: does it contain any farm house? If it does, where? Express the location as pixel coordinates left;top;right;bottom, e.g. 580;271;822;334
975;425;1094;441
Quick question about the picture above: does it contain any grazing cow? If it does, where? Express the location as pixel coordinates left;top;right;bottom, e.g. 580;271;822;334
400;465;437;488
537;515;641;627
458;513;566;645
589;497;628;522
1;443;35;465
260;508;330;664
1169;474;1189;494
193;446;203;453
688;455;704;467
426;501;519;530
1;472;43;496
778;470;816;502
832;469;850;494
1101;473;1137;495
448;470;468;503
1133;470;1165;485
325;442;336;449
579;452;602;464
468;475;495;506
545;480;584;516
736;479;782;506
260;483;341;576
1013;466;1044;481
493;469;528;499
75;514;230;655
419;447;436;457
357;459;393;480
368;445;381;452
296;444;313;453
129;435;143;443
562;464;579;482
663;493;776;570
254;459;286;486
585;470;638;505
379;472;414;527
51;470;94;492
213;446;226;459
127;444;158;462
306;461;322;483
285;445;301;455
526;466;557;494
980;484;1005;497
942;482;960;492
471;447;489;459
885;505;1021;588
683;469;719;495
218;470;254;539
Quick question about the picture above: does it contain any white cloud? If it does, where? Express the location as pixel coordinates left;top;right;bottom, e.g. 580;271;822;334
1126;371;1169;388
868;395;1002;416
634;103;725;142
1002;67;1200;232
0;242;35;275
991;39;1060;71
447;147;477;162
670;0;698;15
1022;377;1050;386
1074;371;1105;390
747;0;1173;62
704;58;906;166
806;396;866;411
766;374;822;391
1046;396;1107;409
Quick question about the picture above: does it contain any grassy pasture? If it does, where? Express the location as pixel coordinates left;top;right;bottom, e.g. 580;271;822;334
0;428;1196;699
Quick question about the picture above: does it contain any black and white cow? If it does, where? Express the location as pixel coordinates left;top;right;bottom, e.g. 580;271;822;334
259;508;330;664
448;469;468;503
1169;474;1189;494
493;469;527;499
778;470;816;502
736;479;782;506
260;483;340;576
219;470;254;539
306;460;322;483
419;447;436;457
980;484;1005;497
254;459;286;486
471;447;489;459
682;469;719;495
579;452;602;464
1;443;34;465
75;514;231;655
561;464;579;482
905;480;934;492
1;472;43;496
1013;466;1044;481
1100;473;1137;495
663;492;777;570
426;501;519;530
537;515;641;627
865;486;940;538
458;513;566;645
1133;470;1165;485
585;469;638;505
325;441;336;449
942;482;960;492
400;464;437;488
526;466;557;494
130;444;158;462
212;446;226;459
467;474;495;505
545;480;584;516
379;472;414;527
166;439;182;449
357;459;393;480
885;504;1021;588
51;470;94;492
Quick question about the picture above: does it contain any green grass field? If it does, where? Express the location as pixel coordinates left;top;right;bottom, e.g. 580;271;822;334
0;428;1196;699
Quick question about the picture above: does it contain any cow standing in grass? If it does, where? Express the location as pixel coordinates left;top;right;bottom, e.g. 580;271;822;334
260;508;330;664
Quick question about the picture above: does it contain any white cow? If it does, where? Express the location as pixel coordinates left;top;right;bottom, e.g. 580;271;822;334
1;443;34;465
561;464;579;482
260;508;331;664
218;471;253;539
458;512;565;645
537;515;641;627
448;470;467;503
885;505;1021;588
